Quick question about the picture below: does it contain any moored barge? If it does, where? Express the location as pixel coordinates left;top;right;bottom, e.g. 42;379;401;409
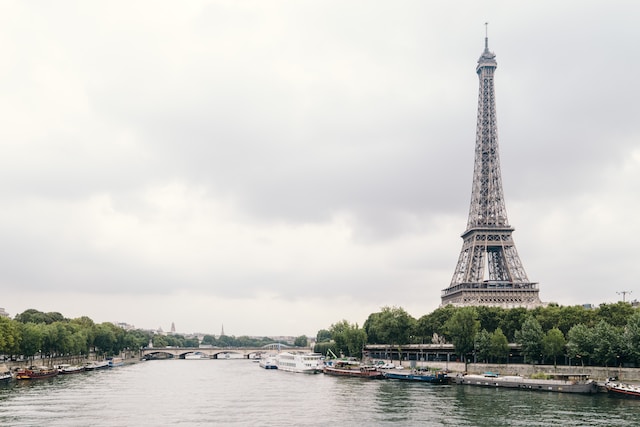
454;372;597;394
383;370;447;383
323;361;384;379
15;366;59;380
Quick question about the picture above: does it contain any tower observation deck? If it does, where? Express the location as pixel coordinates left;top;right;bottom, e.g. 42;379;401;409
441;31;542;308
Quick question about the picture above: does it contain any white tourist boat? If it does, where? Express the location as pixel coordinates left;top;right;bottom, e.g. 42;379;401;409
185;352;209;360
258;355;278;369
0;364;12;382
605;379;640;398
107;357;124;367
275;352;322;374
56;364;85;374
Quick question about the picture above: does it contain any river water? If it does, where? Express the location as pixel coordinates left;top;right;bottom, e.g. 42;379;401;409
0;360;638;426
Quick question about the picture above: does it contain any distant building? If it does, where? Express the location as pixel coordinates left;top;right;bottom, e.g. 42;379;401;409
114;321;136;330
0;307;9;318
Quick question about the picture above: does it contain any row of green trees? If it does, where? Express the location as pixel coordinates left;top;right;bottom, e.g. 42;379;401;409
315;302;640;367
201;334;277;348
0;308;310;362
1;309;151;361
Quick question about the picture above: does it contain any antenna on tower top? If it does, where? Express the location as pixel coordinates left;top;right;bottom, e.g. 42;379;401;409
484;22;489;49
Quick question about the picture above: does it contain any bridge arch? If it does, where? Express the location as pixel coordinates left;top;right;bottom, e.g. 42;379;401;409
141;346;310;360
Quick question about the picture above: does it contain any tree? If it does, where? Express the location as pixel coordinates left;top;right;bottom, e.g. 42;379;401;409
596;302;634;328
329;320;367;358
184;337;200;347
542;327;566;367
476;306;505;335
557;305;595;335
152;334;168;348
415;305;456;343
93;323;117;355
70;316;95;329
314;341;339;358
532;304;562;332
499;307;529;342
489;328;509;363
123;329;151;351
474;329;492;363
591;320;623;367
69;326;89;355
515;316;544;364
315;329;332;343
19;322;44;362
14;309;65;324
566;323;593;365
344;327;367;359
0;316;20;356
624;310;640;365
41;322;66;358
201;335;217;346
364;306;415;346
445;307;479;367
363;312;382;344
294;335;308;347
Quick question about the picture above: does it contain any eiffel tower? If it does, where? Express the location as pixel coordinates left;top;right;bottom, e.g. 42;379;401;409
441;29;542;308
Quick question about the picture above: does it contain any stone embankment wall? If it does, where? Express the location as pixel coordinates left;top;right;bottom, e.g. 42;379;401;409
3;351;140;371
394;360;640;382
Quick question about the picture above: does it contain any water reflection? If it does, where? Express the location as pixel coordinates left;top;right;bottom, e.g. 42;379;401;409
0;362;639;426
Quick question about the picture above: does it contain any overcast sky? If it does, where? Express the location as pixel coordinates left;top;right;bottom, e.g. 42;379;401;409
1;1;638;337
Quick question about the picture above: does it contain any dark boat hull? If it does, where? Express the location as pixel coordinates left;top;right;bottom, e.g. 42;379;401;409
454;374;597;394
383;371;446;383
323;366;384;379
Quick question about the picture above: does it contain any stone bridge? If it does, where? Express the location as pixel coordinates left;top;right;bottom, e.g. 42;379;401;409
141;344;311;360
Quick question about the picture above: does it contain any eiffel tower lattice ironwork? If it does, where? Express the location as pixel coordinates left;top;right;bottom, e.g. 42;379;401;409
441;32;541;308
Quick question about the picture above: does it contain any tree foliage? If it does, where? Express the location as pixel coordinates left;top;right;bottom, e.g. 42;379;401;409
624;310;640;364
415;305;456;343
445;307;479;363
294;335;308;347
591;320;623;367
474;329;492;363
515;316;544;364
542;327;566;366
329;320;367;358
566;323;592;364
596;302;635;328
0;308;152;360
489;327;509;363
0;316;20;355
315;329;332;343
364;306;415;345
15;309;66;325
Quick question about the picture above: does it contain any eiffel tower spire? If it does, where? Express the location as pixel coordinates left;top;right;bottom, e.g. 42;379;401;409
441;30;541;308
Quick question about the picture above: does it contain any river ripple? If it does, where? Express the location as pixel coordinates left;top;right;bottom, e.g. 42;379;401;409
0;360;639;426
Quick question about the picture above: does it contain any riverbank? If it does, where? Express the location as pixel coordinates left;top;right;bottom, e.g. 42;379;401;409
2;351;141;371
379;359;640;382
